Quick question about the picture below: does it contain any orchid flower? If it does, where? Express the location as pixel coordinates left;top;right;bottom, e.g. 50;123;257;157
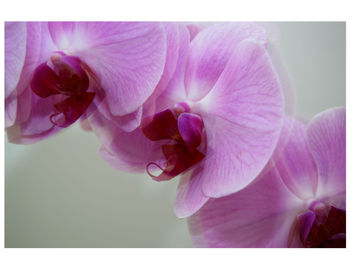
90;22;285;218
188;108;345;248
5;22;167;144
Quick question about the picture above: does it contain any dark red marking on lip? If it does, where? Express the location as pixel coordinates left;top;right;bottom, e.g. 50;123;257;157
50;92;95;127
298;205;346;248
30;54;94;127
142;107;205;181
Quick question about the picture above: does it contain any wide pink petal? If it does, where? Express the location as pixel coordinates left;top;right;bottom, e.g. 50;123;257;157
144;23;190;117
174;167;209;218
145;23;184;104
273;117;318;200
106;23;187;132
185;22;267;101
195;39;283;197
48;22;167;116
5;22;27;99
188;164;303;247
306;107;346;199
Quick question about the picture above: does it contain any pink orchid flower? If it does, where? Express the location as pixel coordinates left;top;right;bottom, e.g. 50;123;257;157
90;22;285;218
188;107;345;248
5;22;167;144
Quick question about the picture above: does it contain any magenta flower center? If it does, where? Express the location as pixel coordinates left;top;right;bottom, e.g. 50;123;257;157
297;201;346;248
141;102;205;181
30;53;95;127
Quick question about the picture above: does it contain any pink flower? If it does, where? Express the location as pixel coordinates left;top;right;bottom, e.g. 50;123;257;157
5;22;167;143
188;108;345;247
91;23;285;217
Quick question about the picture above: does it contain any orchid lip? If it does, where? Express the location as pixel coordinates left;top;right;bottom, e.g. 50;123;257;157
297;201;346;248
141;103;205;181
30;52;95;128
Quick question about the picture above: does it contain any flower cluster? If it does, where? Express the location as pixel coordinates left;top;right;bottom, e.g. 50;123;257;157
5;22;345;248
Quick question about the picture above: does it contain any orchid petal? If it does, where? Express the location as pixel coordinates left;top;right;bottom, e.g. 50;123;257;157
145;23;183;104
79;117;93;131
185;23;267;101
196;39;283;197
306;107;346;198
7;22;56;134
273;117;318;200
174;168;209;218
146;24;190;115
186;23;208;41
5;91;17;127
107;107;143;133
90;113;164;173
188;164;302;247
6;90;61;144
48;22;167;116
100;23;186;132
15;22;56;97
5;22;26;99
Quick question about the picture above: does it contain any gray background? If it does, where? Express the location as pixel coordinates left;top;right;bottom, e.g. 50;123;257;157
5;22;346;248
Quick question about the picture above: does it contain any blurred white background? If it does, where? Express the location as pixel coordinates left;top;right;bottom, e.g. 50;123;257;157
5;22;345;248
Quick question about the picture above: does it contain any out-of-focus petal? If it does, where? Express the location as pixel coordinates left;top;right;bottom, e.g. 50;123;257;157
174;168;209;218
6;90;61;144
185;22;267;101
186;23;208;41
5;91;17;127
15;22;56;97
188;164;303;247
5;22;27;98
195;39;283;197
8;22;57;133
306;107;346;198
107;107;143;133
90;113;164;173
48;22;167;116
273;117;318;200
264;25;294;115
79;117;93;131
